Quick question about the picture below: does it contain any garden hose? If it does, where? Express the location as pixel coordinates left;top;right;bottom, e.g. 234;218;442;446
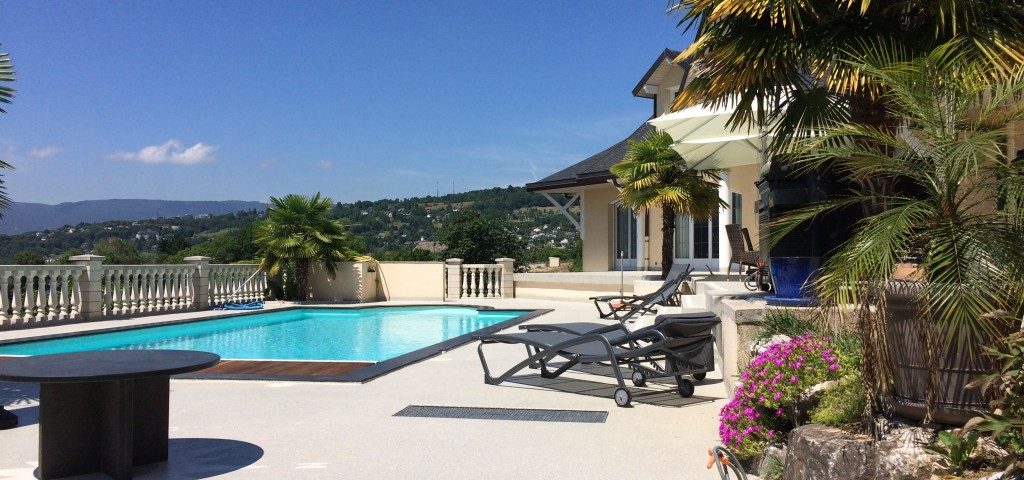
706;445;747;480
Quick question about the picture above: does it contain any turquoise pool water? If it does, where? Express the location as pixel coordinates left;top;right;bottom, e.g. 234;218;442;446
0;307;530;361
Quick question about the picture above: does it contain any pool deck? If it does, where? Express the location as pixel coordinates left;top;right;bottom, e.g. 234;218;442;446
1;299;733;480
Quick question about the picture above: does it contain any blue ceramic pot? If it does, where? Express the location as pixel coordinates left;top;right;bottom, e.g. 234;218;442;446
766;256;820;306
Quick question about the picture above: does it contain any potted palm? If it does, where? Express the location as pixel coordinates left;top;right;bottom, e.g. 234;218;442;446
610;130;725;279
774;44;1024;424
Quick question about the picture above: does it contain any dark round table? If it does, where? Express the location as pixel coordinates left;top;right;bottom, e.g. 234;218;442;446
0;350;220;480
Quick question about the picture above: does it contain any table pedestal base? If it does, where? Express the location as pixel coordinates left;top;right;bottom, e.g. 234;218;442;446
39;376;169;480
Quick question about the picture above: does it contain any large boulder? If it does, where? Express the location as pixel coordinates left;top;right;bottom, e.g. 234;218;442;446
782;425;876;480
782;424;943;480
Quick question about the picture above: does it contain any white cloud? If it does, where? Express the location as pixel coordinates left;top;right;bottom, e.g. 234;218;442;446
317;160;333;170
259;157;279;170
28;146;61;159
109;139;218;165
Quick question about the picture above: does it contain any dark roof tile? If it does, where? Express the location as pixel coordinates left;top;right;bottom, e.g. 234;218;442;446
525;122;654;192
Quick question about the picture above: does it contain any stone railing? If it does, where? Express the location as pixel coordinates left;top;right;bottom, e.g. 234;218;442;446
0;255;264;327
0;265;86;325
208;264;265;306
444;258;514;300
98;264;197;316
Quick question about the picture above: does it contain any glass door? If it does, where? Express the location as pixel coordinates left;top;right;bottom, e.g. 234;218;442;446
675;213;720;261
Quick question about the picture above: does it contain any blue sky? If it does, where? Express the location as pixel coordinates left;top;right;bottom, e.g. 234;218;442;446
0;2;694;204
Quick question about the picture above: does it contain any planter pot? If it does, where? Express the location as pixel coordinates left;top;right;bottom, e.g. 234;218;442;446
883;280;992;425
766;256;820;307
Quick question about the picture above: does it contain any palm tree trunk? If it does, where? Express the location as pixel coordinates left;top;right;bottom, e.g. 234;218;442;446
661;204;676;280
295;258;311;301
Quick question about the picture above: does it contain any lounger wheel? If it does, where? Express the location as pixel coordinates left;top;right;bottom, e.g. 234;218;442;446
631;371;646;387
614;388;632;407
677;379;695;398
692;372;707;381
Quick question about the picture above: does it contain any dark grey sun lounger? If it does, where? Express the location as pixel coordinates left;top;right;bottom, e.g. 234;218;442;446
590;264;694;321
475;313;720;407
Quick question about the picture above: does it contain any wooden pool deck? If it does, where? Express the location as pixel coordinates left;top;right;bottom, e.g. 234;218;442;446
197;360;374;377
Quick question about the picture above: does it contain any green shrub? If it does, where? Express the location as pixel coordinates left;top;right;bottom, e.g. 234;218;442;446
720;334;843;459
967;329;1024;473
810;373;866;426
924;430;980;476
760;454;784;480
756;309;819;340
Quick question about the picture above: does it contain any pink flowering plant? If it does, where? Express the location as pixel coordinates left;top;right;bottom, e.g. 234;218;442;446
719;334;843;459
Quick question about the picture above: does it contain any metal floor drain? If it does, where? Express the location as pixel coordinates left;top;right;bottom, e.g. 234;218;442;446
393;405;608;423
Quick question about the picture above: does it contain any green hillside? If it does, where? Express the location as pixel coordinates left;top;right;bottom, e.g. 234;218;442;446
0;186;580;265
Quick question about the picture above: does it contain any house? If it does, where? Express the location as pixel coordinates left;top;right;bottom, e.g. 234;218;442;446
526;49;759;273
135;229;160;241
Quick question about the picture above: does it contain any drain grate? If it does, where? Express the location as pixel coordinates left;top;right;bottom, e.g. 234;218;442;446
393;405;608;423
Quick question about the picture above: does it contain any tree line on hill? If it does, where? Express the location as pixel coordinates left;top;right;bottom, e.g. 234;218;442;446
0;186;581;270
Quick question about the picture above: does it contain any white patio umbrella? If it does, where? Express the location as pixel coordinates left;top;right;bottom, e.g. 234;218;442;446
648;101;773;170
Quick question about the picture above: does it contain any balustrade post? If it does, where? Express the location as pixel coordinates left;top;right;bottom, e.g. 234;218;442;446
185;256;211;310
70;254;105;321
495;258;515;298
444;258;463;301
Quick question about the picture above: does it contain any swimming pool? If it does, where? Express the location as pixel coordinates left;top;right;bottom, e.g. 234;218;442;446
0;306;534;363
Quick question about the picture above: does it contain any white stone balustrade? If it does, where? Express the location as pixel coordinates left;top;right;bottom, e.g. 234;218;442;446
208;264;265;306
0;255;266;328
99;265;196;316
444;258;514;300
0;265;85;325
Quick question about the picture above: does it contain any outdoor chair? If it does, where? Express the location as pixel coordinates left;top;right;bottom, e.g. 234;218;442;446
726;224;761;279
590;263;694;321
475;312;719;407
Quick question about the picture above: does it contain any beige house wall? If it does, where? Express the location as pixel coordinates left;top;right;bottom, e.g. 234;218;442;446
655;67;685;115
581;185;618;271
375;261;445;301
647;205;664;272
581;185;618;272
730;163;761;246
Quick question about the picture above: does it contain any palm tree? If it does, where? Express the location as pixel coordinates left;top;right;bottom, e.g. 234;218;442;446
0;48;16;216
610;131;725;279
254;193;353;300
774;44;1024;421
669;1;1024;150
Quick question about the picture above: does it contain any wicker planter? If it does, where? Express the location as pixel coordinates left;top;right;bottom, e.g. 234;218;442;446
883;280;991;425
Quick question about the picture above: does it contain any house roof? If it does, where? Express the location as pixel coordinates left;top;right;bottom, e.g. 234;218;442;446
632;49;682;99
524;122;654;192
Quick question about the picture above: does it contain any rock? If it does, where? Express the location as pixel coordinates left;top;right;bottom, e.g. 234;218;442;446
875;441;944;480
972;434;1010;466
782;425;876;480
782;424;944;480
750;334;793;356
794;380;838;424
874;414;939;447
758;443;787;477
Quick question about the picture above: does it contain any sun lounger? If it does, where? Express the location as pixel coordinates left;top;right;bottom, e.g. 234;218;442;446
590;264;693;321
475;313;719;407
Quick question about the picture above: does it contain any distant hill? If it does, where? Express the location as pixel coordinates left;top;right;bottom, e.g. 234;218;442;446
0;187;578;264
0;199;267;234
